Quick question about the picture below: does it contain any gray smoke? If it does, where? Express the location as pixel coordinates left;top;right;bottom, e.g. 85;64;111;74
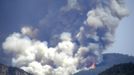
2;0;128;75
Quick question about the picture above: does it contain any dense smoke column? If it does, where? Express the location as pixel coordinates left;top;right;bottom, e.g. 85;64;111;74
2;0;128;75
75;0;128;68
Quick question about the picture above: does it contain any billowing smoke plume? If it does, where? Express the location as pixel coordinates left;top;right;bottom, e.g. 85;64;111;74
2;0;128;75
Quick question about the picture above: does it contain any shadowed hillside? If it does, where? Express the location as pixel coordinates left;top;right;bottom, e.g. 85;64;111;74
99;63;134;75
74;53;134;75
0;53;134;75
0;64;32;75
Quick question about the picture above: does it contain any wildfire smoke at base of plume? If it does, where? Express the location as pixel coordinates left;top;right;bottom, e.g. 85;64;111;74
2;0;128;75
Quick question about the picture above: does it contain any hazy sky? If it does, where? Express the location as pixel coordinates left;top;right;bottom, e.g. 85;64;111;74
105;0;134;56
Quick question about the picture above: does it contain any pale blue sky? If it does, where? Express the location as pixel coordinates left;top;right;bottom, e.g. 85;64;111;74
105;0;134;56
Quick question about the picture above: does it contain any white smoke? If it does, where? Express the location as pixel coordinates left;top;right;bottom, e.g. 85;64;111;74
3;31;78;75
21;26;38;38
61;0;80;11
2;0;128;75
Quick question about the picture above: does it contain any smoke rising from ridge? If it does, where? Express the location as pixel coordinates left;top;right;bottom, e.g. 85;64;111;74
2;0;128;75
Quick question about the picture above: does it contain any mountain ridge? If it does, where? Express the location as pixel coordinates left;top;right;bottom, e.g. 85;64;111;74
0;63;32;75
74;53;134;75
99;62;134;75
0;53;134;75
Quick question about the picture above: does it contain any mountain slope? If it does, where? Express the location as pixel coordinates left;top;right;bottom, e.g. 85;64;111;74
0;53;134;75
74;53;134;75
0;64;32;75
99;63;134;75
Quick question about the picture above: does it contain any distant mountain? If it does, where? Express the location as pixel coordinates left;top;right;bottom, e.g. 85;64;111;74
0;64;32;75
74;53;134;75
99;63;134;75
